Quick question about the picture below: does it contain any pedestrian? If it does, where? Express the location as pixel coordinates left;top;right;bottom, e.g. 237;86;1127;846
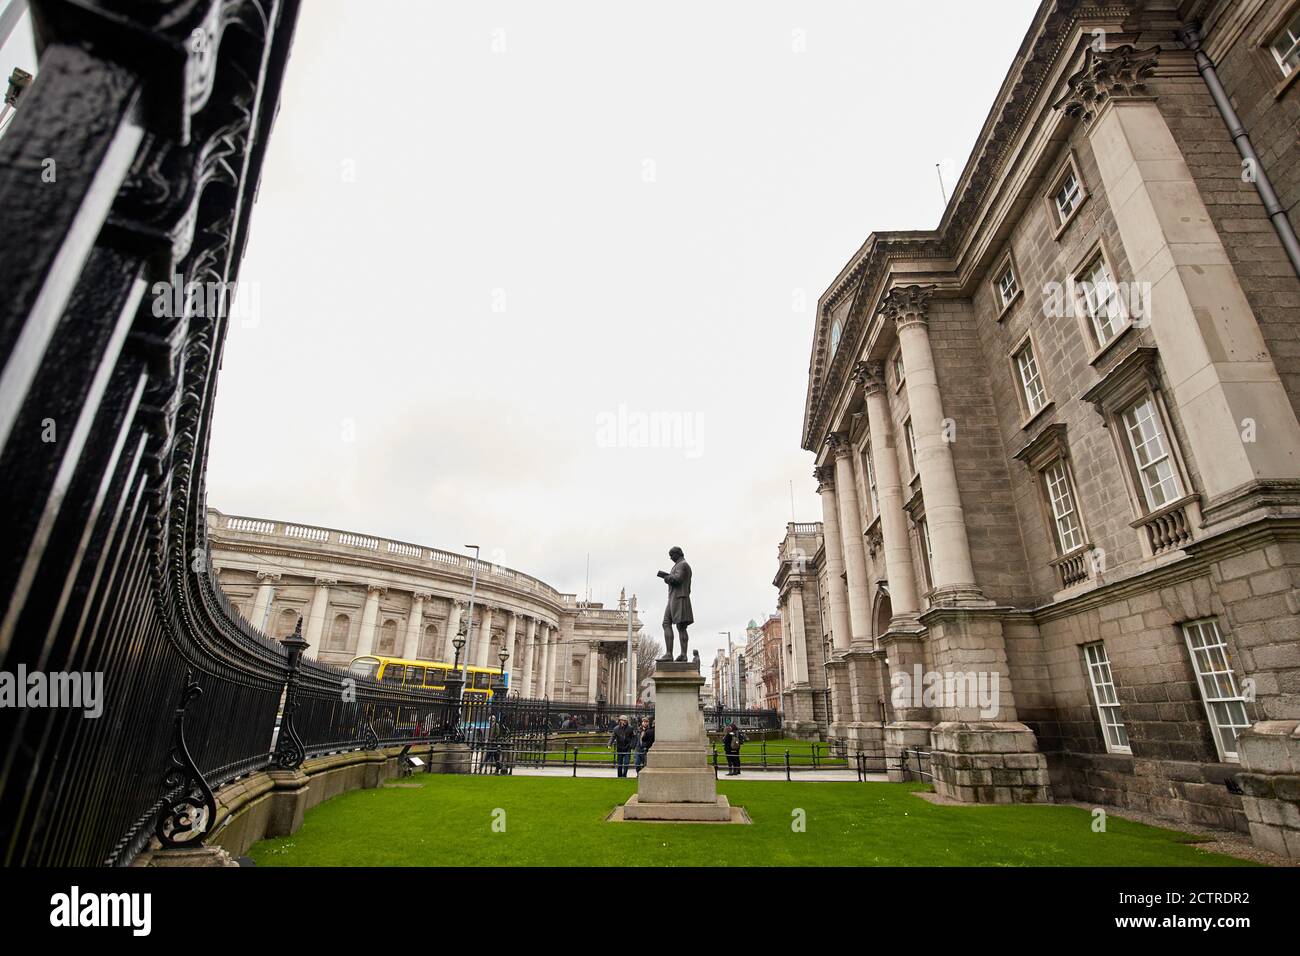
635;717;655;774
609;714;637;777
723;722;742;776
486;714;506;774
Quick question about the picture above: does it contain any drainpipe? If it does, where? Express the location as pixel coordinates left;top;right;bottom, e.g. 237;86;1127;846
1178;20;1300;280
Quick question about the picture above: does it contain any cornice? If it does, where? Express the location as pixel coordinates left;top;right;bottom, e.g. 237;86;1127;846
803;2;1142;450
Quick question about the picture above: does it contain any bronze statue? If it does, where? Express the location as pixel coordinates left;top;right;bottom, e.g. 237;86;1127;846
657;546;693;662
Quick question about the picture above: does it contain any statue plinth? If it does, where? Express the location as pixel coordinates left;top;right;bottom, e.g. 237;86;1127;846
619;661;739;823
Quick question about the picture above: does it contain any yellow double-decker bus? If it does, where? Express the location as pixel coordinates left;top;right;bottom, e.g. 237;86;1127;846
348;655;508;698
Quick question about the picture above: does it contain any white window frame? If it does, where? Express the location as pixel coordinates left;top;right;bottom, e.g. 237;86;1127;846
1270;10;1300;76
1075;251;1127;350
892;349;906;392
1012;337;1048;419
903;417;917;478
1083;642;1130;754
993;252;1022;317
1182;619;1251;762
830;318;843;356
1045;152;1088;238
864;443;879;516
1043;459;1085;555
1120;394;1183;511
917;516;934;591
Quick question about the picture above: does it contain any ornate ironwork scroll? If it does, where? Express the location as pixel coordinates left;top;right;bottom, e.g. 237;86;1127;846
155;670;217;848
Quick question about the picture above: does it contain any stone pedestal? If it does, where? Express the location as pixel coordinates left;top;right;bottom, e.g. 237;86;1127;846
1236;720;1300;859
621;661;739;823
929;721;1051;803
782;684;821;741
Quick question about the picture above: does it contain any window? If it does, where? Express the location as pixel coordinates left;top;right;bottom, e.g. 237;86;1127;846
996;260;1020;310
1121;395;1182;510
864;444;879;516
903;418;917;476
377;619;398;654
1271;11;1300;76
1077;253;1125;348
917;517;934;590
1014;340;1047;417
328;613;351;651
418;623;440;660
1083;642;1129;753
1054;169;1082;222
830;318;843;356
1043;460;1085;554
892;350;905;389
1183;619;1251;761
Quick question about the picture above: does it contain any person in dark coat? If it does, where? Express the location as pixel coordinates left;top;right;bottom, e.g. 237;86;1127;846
657;546;693;661
635;717;655;774
722;722;742;776
609;715;637;777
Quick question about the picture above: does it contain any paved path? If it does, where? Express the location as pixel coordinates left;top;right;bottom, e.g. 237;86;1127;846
508;765;888;783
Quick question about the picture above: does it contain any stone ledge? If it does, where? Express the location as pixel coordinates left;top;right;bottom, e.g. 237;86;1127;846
613;794;749;824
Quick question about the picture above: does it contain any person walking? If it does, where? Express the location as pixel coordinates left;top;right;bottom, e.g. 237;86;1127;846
635;717;655;774
722;722;742;776
610;714;637;778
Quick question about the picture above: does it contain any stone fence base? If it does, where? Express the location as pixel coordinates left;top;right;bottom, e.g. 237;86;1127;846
133;742;470;866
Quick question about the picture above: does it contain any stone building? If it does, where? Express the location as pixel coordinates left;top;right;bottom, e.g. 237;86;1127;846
208;509;640;701
774;523;831;739
760;613;786;711
801;0;1300;857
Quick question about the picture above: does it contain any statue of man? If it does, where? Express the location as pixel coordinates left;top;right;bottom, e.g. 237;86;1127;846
657;546;693;662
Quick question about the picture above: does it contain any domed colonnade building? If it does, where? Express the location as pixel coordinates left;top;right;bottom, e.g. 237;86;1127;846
207;509;642;702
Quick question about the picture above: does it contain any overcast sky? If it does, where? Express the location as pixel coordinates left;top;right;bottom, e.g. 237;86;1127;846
124;0;1041;666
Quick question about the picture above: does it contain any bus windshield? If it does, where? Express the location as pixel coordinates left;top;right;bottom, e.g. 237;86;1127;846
348;658;380;680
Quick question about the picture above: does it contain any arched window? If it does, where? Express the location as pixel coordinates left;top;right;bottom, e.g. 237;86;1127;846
328;613;350;651
377;619;398;655
274;607;299;640
830;318;843;356
419;623;440;660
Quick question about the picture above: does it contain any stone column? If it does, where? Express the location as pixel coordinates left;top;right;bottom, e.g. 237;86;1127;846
521;616;537;696
856;362;922;623
503;610;518;675
538;624;553;698
402;591;430;660
443;600;464;662
587;642;600;703
881;285;984;605
303;577;335;661
354;585;385;657
250;570;279;632
825;434;872;643
474;605;495;667
815;466;855;652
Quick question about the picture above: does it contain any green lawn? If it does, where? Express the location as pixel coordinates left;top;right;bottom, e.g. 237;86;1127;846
247;776;1255;867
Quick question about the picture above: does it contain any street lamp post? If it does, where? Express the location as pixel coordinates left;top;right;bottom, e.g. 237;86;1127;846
461;545;480;699
625;592;636;706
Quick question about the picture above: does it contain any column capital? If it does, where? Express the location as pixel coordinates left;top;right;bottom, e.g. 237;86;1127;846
878;284;934;331
852;360;888;396
814;464;835;492
314;576;337;587
365;584;387;597
256;570;281;583
411;590;432;602
824;431;854;459
1053;44;1160;127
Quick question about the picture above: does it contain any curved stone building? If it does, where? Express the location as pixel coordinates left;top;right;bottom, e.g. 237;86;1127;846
207;509;642;702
